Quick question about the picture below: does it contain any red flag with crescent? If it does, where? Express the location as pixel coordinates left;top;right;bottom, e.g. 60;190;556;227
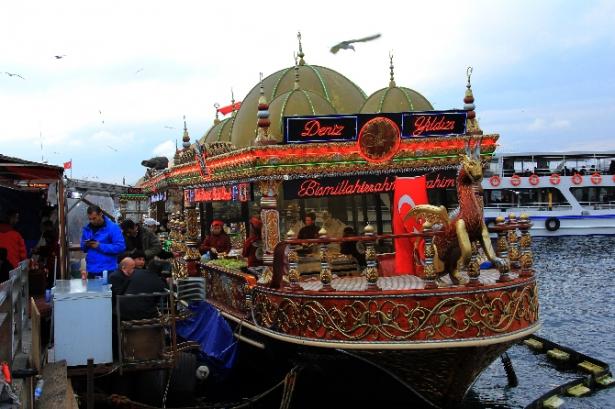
393;175;428;275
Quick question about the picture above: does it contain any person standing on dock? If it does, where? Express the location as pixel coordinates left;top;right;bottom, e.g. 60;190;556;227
120;218;161;265
0;209;27;270
80;205;125;279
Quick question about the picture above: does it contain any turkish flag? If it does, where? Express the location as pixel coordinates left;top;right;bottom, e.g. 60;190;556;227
63;160;72;170
217;102;242;115
393;175;428;275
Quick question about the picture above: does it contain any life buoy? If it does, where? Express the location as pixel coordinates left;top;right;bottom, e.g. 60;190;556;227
489;175;501;187
545;217;560;232
510;174;521;187
550;173;561;185
572;173;583;185
529;174;540;186
591;172;602;185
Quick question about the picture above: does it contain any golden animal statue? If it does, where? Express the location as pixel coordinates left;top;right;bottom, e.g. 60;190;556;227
405;139;507;284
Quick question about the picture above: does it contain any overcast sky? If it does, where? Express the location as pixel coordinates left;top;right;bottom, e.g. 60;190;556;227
2;0;614;185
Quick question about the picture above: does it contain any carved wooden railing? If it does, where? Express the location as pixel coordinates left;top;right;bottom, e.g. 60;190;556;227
271;213;534;291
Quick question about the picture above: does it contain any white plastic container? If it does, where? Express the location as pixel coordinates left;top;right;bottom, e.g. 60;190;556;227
53;279;113;366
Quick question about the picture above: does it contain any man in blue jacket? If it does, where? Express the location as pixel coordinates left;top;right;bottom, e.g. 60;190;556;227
80;205;125;279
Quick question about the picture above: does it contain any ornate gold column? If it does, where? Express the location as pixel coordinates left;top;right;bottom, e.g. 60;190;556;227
258;180;281;281
422;221;438;289
318;226;334;292
507;213;521;271
495;216;512;283
286;229;301;290
519;213;534;278
362;224;380;291
183;204;201;277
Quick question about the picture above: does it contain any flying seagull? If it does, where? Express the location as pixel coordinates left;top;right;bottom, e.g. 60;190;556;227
107;145;118;152
3;72;25;79
54;55;66;59
330;33;381;54
135;68;144;74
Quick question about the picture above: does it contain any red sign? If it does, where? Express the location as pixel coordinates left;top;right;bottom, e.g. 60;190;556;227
296;177;395;198
283;172;456;200
403;111;466;137
194;186;232;202
285;116;357;143
300;120;345;137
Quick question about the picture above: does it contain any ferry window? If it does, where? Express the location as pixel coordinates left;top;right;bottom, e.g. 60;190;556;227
484;188;570;209
571;187;615;208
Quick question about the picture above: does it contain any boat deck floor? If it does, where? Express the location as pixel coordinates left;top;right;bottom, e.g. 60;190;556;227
298;269;512;291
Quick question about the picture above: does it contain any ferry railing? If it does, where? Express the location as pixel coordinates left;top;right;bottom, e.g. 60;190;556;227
578;201;615;210
485;203;574;211
0;260;29;365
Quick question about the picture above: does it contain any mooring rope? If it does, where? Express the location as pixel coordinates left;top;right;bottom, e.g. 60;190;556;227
96;364;302;409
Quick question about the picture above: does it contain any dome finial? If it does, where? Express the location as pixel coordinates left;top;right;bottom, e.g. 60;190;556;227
463;66;482;135
389;50;396;88
297;31;305;65
213;103;221;125
255;71;273;146
230;88;238;117
182;115;191;149
293;53;300;90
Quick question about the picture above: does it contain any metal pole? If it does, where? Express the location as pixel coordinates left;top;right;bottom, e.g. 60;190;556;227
87;358;94;409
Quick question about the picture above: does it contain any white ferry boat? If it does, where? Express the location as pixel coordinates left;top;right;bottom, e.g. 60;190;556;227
481;151;615;236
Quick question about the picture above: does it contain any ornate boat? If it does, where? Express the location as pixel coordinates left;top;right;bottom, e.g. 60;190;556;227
138;55;539;408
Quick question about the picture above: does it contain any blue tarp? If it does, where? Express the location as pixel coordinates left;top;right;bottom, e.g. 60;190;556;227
176;302;238;371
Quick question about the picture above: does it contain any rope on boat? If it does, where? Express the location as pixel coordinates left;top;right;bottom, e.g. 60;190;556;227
92;364;302;409
521;334;615;408
279;365;300;409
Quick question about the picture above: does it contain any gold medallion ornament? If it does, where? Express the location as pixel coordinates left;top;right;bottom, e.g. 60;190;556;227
357;116;401;163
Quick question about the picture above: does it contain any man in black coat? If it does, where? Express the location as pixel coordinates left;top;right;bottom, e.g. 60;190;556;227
120;267;166;321
120;219;161;265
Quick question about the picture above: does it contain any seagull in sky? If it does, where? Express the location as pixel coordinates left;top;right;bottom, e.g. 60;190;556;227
135;68;144;74
99;110;105;124
107;145;118;152
164;125;176;130
4;72;25;79
330;33;381;54
54;55;66;59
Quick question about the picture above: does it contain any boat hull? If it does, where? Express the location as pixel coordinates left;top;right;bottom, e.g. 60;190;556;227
203;265;539;407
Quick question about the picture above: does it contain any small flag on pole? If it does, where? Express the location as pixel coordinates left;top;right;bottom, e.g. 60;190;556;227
216;101;242;116
63;160;72;170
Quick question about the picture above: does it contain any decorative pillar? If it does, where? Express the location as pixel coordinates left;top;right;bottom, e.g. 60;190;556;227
258;180;281;280
507;213;521;271
422;221;438;289
286;229;301;290
495;216;512;282
171;212;188;279
318;226;334;292
183;204;201;277
467;241;482;287
519;213;534;278
362;224;380;290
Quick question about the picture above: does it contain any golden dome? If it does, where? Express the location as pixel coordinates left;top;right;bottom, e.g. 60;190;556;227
199;116;235;144
230;65;366;147
267;88;337;142
361;53;433;113
360;86;433;113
